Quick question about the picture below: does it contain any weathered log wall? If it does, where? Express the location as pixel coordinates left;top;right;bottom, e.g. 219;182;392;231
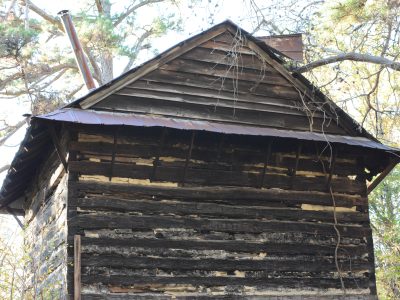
66;125;377;299
23;147;68;299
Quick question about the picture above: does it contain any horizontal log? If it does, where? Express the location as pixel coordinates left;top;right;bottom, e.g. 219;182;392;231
77;197;368;224
71;213;370;237
72;181;366;208
69;161;366;195
81;274;369;289
79;237;368;256
82;294;377;300
72;126;364;166
82;295;172;300
69;137;364;177
81;254;370;273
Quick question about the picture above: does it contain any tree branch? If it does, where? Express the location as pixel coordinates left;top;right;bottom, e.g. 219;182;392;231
122;29;153;72
66;84;84;100
95;0;104;14
0;119;27;147
0;164;11;174
293;52;400;73
20;0;63;31
5;0;17;20
82;44;102;84
113;0;165;27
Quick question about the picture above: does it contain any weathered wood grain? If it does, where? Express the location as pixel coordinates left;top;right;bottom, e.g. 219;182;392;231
79;236;368;256
69;161;366;194
81;255;370;273
72;181;366;208
81;274;370;289
77;197;368;224
72;213;370;237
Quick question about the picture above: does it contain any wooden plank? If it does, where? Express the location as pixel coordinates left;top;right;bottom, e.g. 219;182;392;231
80;236;369;256
200;40;255;54
124;80;324;117
143;69;301;104
181;47;281;73
161;58;299;97
72;181;366;208
95;95;345;134
74;235;81;300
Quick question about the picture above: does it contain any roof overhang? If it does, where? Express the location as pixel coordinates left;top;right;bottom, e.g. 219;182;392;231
1;108;399;211
37;108;400;153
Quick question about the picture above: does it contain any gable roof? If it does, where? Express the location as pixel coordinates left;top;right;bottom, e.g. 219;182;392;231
64;20;378;141
1;20;399;212
67;20;351;136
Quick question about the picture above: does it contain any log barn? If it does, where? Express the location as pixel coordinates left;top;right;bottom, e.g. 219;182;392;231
1;20;399;299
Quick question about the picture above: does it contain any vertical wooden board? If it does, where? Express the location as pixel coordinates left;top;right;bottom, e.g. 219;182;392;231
74;235;82;300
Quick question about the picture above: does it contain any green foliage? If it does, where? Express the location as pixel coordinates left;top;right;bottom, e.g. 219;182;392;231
78;13;122;51
0;23;39;59
370;166;400;299
331;0;369;22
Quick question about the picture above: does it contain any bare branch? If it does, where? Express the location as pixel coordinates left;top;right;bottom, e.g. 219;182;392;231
122;29;153;72
0;164;11;174
248;0;283;34
0;119;27;147
66;84;84;100
5;0;17;20
20;0;63;31
31;68;68;91
95;0;104;14
293;52;400;73
0;63;77;92
82;44;102;84
113;0;165;27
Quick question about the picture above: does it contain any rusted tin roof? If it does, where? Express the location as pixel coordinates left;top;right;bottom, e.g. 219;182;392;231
38;108;399;153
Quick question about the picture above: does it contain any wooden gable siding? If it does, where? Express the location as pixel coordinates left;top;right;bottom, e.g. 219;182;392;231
66;125;376;298
93;31;347;135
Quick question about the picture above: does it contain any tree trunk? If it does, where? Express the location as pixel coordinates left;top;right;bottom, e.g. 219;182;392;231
99;0;113;83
